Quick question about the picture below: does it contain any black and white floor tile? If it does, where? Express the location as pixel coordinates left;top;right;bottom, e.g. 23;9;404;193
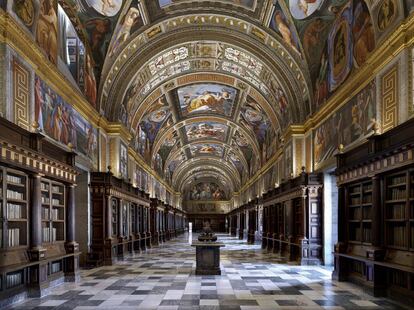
8;234;410;310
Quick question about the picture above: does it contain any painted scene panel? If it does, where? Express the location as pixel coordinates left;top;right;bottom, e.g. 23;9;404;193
34;76;98;165
178;83;237;117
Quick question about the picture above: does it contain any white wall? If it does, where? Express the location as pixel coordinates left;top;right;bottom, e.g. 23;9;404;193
323;172;338;266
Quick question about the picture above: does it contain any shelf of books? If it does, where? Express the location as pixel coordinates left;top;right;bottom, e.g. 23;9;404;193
0;117;80;308
347;180;372;245
334;119;414;303
41;179;65;244
2;168;29;249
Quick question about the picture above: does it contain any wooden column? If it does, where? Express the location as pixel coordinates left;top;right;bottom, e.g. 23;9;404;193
29;174;45;261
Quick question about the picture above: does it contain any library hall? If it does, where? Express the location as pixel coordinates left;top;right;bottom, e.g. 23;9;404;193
0;0;413;309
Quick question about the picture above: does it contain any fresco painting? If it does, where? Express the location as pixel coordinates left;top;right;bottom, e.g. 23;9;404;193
159;0;255;10
13;0;37;32
34;76;98;165
177;83;237;117
352;0;375;67
85;0;122;17
36;0;58;64
328;1;353;92
228;151;244;177
270;2;301;54
108;4;144;57
120;142;128;178
309;0;376;107
232;130;253;165
314;80;376;166
137;96;172;158
190;144;224;157
188;182;227;201
240;97;275;163
377;0;397;31
185;122;228;142
289;0;325;20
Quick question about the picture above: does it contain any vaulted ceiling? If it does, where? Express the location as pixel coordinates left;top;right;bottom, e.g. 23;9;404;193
62;0;390;201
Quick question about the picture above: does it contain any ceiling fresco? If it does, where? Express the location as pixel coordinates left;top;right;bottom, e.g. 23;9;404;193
57;0;405;206
159;0;256;10
177;83;237;117
185;122;228;142
189;143;225;158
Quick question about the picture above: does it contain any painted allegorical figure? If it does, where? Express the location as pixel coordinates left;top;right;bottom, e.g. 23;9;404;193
272;10;299;54
110;6;141;56
84;54;97;107
352;1;375;67
36;0;58;64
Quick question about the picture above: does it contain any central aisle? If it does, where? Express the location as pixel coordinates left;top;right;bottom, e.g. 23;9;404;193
11;234;406;309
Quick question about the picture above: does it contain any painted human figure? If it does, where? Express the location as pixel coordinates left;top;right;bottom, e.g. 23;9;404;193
36;0;58;64
110;7;140;56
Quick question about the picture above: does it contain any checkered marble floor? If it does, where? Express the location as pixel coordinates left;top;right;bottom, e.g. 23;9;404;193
8;233;409;310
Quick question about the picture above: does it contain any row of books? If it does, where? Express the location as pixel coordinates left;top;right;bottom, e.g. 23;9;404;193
350;261;364;275
388;225;406;247
42;227;58;243
41;196;50;204
362;196;372;203
411;227;414;248
363;184;372;191
52;185;63;193
6;189;24;200
42;197;61;205
51;262;62;274
362;207;372;219
350;197;361;205
42;208;60;220
390;270;408;288
52;198;62;205
8;228;21;247
389;175;406;186
41;183;49;191
362;227;372;243
6;272;22;288
349;208;362;220
388;188;407;200
7;203;25;219
7;174;23;184
387;205;405;219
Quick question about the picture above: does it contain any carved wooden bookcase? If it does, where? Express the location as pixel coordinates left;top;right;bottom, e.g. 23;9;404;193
261;171;323;265
333;118;414;302
0;118;79;307
89;172;151;266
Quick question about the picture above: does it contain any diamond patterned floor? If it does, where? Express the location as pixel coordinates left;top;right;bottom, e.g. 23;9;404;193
8;234;409;309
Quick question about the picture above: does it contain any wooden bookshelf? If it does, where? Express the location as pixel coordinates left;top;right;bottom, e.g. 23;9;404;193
346;181;373;245
0;118;79;308
88;172;185;266
40;180;65;244
334;118;414;303
260;171;323;265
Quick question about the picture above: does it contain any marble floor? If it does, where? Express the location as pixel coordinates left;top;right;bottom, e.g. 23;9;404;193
8;234;409;310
